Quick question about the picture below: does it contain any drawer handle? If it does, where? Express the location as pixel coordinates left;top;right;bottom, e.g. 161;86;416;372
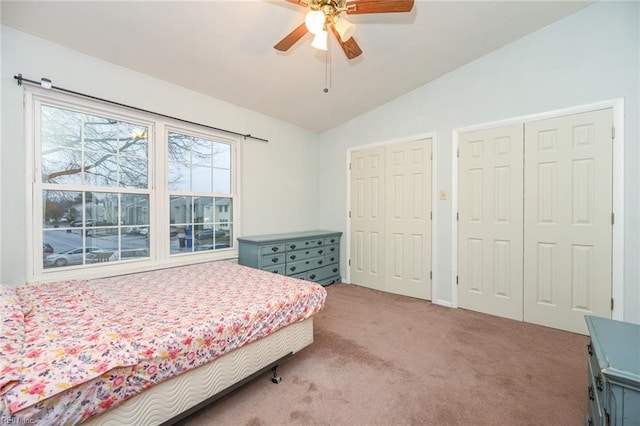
271;270;279;273
330;247;335;252
309;274;316;279
332;268;338;273
289;244;296;250
271;257;279;263
588;385;595;401
329;257;335;261
317;241;323;245
271;247;279;252
587;343;593;356
289;266;296;272
289;255;296;260
330;239;335;243
318;250;323;254
596;376;603;392
318;260;323;265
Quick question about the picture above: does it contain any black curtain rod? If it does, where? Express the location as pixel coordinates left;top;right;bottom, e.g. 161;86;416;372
14;73;269;143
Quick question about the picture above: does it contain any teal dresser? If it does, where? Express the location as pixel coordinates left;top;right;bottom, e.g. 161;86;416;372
585;316;640;425
237;230;342;286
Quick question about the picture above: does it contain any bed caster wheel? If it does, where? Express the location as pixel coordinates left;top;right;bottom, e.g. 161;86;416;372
270;366;282;384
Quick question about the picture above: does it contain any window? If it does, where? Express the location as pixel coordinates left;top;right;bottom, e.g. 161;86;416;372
168;130;233;253
28;89;239;280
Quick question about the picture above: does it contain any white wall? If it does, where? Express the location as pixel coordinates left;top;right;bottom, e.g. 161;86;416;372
0;26;320;284
318;2;640;323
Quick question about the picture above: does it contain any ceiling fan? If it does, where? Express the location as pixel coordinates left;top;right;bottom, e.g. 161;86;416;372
274;0;415;60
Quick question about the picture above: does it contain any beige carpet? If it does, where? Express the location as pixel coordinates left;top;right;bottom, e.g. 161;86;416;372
180;283;588;426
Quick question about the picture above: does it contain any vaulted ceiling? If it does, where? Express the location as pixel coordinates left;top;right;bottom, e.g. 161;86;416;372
1;1;593;133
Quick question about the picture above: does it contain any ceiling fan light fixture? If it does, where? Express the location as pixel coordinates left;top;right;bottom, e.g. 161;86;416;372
310;30;328;51
305;10;326;35
334;15;355;42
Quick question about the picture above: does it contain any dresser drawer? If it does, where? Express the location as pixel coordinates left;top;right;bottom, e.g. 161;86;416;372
286;238;325;251
262;253;285;266
325;244;338;254
305;264;340;282
260;243;286;254
586;391;603;426
324;236;340;245
587;354;605;425
287;247;325;262
286;257;327;275
263;264;286;275
324;253;339;265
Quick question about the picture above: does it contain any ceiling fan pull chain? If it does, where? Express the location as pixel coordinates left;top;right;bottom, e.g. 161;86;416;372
324;38;332;93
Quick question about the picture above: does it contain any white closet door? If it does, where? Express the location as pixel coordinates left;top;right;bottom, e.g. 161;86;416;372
350;139;433;299
385;138;432;299
523;109;613;334
458;125;524;320
350;146;386;292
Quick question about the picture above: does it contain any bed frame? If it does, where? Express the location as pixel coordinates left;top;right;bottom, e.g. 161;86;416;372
83;318;314;425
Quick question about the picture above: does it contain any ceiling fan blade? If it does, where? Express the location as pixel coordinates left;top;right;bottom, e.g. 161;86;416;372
330;26;363;60
274;22;309;51
345;0;414;14
284;0;310;7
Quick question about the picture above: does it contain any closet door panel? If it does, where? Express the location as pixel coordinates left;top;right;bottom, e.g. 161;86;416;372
350;146;386;291
385;138;432;300
458;124;524;321
523;108;613;334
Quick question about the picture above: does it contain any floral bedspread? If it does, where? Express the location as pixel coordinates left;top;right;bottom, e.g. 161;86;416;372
0;261;326;425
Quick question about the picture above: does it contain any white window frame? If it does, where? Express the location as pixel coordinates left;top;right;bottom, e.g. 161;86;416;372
25;87;241;282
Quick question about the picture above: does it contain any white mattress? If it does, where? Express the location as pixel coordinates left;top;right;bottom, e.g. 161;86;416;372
83;318;314;425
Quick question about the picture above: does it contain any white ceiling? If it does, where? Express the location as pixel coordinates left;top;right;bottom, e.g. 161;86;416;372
1;0;593;133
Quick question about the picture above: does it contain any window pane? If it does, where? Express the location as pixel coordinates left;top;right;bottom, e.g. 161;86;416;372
43;190;82;227
170;196;192;224
194;197;214;224
83;113;119;153
192;137;213;166
42;148;83;184
42;229;85;268
192;166;212;192
41;104;148;189
84;153;118;187
86;192;119;226
86;228;119;250
213;142;231;169
168;132;192;163
212;169;231;193
119;154;149;189
168;162;190;191
121;194;149;226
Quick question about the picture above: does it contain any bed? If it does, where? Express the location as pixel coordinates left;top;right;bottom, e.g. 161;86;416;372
0;261;327;425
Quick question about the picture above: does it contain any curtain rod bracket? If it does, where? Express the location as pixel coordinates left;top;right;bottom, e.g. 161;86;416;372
40;78;52;89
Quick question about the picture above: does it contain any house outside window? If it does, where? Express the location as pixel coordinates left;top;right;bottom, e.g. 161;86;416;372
26;88;239;281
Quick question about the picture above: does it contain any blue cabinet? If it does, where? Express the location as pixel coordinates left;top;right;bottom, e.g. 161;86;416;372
585;316;640;426
238;230;342;286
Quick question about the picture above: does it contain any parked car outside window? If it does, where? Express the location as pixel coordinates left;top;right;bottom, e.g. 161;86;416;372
44;247;100;267
43;243;54;256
